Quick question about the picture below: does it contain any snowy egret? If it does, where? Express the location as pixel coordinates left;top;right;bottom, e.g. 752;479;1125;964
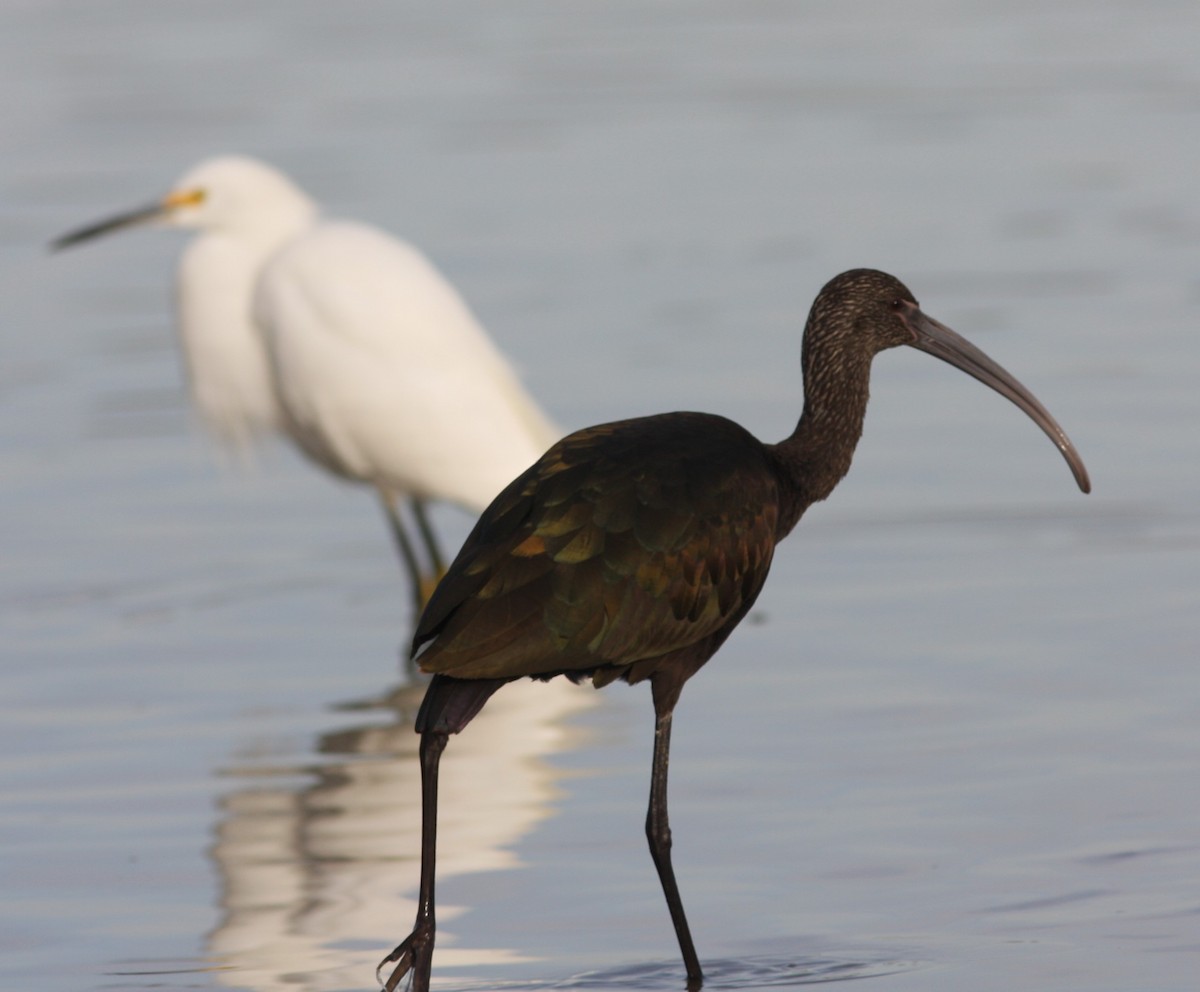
53;156;560;607
377;270;1089;991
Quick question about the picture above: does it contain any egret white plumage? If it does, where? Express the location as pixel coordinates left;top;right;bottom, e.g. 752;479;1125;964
53;155;560;607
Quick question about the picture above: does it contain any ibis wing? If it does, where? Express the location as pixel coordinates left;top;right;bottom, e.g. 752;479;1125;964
412;413;780;682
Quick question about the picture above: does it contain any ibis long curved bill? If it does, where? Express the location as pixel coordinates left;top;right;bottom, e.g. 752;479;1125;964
900;302;1091;494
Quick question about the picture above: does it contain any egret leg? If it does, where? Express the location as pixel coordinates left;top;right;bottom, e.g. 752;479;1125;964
411;498;447;578
646;690;703;989
379;492;428;615
377;730;448;992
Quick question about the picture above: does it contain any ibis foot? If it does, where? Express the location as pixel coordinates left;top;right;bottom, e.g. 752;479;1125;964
376;922;434;992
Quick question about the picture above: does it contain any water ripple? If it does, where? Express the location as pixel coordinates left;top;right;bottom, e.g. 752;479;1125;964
446;954;923;991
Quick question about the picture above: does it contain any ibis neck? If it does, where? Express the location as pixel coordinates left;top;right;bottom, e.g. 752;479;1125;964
767;356;871;538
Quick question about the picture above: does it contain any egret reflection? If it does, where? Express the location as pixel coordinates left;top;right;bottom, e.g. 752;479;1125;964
204;677;593;989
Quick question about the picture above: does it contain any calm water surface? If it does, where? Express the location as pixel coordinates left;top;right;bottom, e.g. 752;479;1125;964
2;3;1199;991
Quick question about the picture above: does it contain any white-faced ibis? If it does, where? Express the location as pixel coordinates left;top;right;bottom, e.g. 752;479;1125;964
52;155;560;608
377;268;1091;992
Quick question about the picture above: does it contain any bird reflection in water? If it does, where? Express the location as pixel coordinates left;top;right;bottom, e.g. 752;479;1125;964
203;676;592;990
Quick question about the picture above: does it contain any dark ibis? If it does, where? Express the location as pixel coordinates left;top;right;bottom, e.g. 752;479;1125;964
377;268;1090;992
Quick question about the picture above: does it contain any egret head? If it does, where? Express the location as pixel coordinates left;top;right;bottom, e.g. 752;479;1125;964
51;154;317;249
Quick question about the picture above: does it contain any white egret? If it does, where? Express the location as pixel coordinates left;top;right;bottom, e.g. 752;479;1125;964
53;155;561;607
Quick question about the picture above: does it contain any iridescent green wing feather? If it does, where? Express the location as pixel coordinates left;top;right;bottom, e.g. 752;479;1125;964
413;412;780;682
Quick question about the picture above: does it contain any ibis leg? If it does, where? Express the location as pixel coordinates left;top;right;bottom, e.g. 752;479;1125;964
377;730;448;992
646;703;703;989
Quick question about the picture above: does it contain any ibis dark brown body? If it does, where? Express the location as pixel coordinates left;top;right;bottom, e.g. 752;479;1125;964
378;269;1090;992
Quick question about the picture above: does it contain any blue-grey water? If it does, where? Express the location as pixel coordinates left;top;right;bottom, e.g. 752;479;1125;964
3;3;1199;991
